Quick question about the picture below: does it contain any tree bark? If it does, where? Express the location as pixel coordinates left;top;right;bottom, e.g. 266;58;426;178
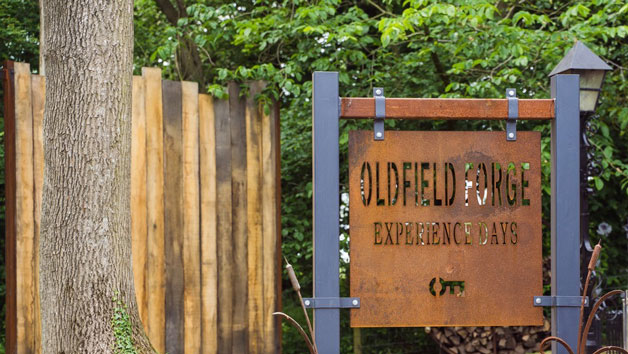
40;0;153;352
153;0;206;89
38;0;44;75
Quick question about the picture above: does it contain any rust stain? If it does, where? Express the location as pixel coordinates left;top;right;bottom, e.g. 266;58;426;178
349;131;543;327
340;98;555;120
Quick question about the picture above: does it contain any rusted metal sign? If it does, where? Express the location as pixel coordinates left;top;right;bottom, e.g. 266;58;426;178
349;131;543;327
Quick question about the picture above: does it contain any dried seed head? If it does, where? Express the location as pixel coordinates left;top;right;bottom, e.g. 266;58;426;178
588;241;602;271
285;257;301;292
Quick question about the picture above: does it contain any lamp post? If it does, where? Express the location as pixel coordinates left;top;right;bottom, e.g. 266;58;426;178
549;41;611;112
549;41;611;352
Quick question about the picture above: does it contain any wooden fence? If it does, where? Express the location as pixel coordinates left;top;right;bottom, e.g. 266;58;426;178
3;61;281;353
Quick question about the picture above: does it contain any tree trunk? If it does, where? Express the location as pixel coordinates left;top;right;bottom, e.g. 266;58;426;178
40;0;153;352
177;36;205;89
38;0;44;75
152;0;206;89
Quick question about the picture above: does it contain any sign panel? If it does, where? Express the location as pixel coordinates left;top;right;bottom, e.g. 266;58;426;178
349;131;543;327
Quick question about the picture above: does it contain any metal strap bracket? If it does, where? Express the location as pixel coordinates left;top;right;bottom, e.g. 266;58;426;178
374;87;385;141
506;88;518;141
533;296;588;307
303;297;360;309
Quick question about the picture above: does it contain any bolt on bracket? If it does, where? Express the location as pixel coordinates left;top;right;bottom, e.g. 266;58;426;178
506;88;518;141
374;87;385;141
533;295;588;307
303;297;361;309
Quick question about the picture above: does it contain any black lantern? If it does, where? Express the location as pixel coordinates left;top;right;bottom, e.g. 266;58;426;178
549;41;611;113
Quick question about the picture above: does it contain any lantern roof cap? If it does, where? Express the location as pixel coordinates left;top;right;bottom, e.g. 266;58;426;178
549;41;611;77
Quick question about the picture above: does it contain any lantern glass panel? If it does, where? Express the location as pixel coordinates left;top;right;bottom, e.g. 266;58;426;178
579;70;605;90
580;90;599;113
565;69;605;112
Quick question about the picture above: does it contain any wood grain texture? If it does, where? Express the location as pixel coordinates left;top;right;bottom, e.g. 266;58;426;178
14;62;36;354
131;75;148;328
229;82;249;353
214;96;233;354
273;102;282;351
30;74;45;354
162;80;184;353
3;69;283;353
245;81;264;353
261;95;280;353
182;81;201;353
340;98;555;120
3;61;17;354
199;94;218;353
143;67;166;352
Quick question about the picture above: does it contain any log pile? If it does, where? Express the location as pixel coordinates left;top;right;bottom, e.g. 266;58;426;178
427;257;552;354
426;321;550;354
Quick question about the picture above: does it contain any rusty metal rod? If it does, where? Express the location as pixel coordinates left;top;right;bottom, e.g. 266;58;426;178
540;336;575;354
580;290;626;354
340;97;555;120
285;257;318;354
577;241;602;354
272;312;317;354
296;290;317;353
592;346;628;354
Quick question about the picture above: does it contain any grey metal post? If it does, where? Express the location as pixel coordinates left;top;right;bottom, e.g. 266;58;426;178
312;71;340;353
551;74;581;354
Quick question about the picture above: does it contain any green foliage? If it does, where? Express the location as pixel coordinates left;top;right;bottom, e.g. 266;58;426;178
0;0;40;69
111;293;137;354
2;0;628;352
132;0;628;351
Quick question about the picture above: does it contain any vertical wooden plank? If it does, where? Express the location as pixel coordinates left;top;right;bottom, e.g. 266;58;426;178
143;67;166;353
229;82;248;353
3;60;17;354
31;74;45;353
273;102;282;351
215;95;233;354
182;81;201;353
162;80;184;353
131;75;148;328
199;93;218;353
245;82;264;353
262;93;280;353
13;62;36;354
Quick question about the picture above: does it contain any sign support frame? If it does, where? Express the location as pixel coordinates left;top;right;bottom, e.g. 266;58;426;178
550;74;581;354
312;71;341;354
311;71;580;354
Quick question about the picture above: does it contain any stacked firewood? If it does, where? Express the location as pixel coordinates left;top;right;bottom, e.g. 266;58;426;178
427;257;552;354
425;257;551;354
426;321;551;354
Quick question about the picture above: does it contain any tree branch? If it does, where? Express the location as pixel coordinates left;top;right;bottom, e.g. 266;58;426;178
153;0;179;25
430;50;450;87
175;0;187;17
423;26;450;87
365;0;393;16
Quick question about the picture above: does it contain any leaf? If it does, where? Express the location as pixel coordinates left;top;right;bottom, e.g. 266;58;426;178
594;177;604;191
600;124;610;138
381;32;391;47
